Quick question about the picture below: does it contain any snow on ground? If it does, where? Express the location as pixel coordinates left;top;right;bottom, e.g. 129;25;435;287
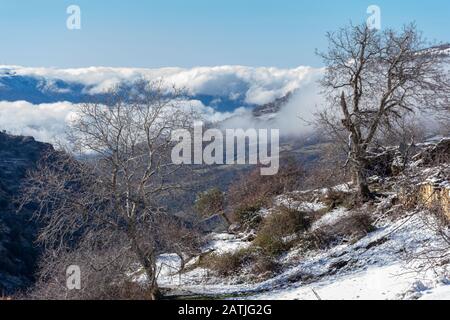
252;264;414;300
275;194;327;212
157;254;183;277
157;212;449;300
419;284;450;300
251;264;450;300
311;207;349;231
149;233;253;288
203;233;252;255
319;183;354;194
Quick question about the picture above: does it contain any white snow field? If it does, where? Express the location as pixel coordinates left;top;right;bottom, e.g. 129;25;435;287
151;209;449;300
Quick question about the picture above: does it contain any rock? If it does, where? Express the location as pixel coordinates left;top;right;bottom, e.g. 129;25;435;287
419;182;450;219
252;93;291;117
413;138;450;166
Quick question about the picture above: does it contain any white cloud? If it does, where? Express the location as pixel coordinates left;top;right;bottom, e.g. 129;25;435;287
0;99;249;145
0;65;326;143
0;101;77;144
220;68;325;136
1;65;319;105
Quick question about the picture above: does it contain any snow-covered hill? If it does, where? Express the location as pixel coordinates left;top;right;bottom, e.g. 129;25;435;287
141;139;450;300
153;213;450;300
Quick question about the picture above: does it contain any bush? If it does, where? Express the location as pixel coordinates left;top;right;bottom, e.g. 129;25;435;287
195;188;225;218
200;247;280;278
233;203;264;229
253;232;288;257
95;281;159;300
228;161;305;226
252;254;281;276
306;210;375;249
200;249;253;277
321;190;357;211
253;206;312;257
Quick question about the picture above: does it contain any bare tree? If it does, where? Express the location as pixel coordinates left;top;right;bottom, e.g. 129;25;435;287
317;23;450;199
20;80;200;299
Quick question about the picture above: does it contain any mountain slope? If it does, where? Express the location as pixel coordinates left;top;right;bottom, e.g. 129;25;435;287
0;132;52;294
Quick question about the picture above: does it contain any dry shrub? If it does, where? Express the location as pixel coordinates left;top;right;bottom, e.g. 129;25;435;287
252;254;280;276
228;161;305;226
233;203;264;230
321;190;358;211
253;233;288;258
90;281;158;300
194;188;225;218
25;246;148;300
253;206;312;257
306;210;376;250
200;247;280;278
433;204;450;227
303;143;351;191
199;249;253;277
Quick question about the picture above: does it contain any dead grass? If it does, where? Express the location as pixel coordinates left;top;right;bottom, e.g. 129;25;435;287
198;247;280;278
321;190;358;211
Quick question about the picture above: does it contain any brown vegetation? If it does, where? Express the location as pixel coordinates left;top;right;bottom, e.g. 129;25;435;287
307;210;376;250
228;161;305;227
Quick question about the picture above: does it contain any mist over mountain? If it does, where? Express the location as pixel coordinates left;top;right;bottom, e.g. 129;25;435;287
0;65;319;107
0;65;324;143
1;43;448;144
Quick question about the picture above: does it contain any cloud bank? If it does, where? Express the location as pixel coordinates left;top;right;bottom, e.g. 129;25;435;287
0;100;77;144
1;65;318;106
220;68;325;136
0;65;325;144
0;99;250;145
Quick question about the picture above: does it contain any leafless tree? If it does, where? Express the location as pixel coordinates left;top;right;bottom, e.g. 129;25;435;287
317;23;450;200
20;80;201;300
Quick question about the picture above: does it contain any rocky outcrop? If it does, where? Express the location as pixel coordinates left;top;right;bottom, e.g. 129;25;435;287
413;138;450;166
0;132;53;295
252;93;292;117
365;139;450;178
419;182;449;219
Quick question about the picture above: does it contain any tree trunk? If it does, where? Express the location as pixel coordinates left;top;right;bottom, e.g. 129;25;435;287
140;258;161;300
129;232;161;300
352;144;372;201
355;167;372;201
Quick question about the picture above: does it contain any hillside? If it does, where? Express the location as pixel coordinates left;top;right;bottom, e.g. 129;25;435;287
144;138;450;300
0;132;52;295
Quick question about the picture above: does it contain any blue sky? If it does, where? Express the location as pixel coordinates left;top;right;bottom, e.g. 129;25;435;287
0;0;449;68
